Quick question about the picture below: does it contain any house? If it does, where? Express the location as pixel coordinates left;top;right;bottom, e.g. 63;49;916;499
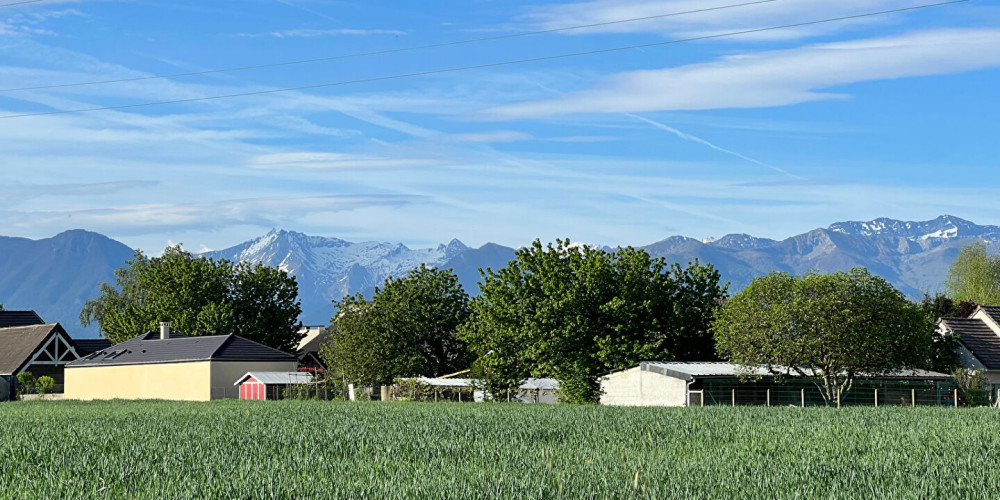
296;325;330;373
938;306;1000;385
0;323;81;394
234;371;313;400
65;323;298;401
0;310;45;328
600;362;953;407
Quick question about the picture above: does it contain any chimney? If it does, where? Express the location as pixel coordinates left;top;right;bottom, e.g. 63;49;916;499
159;322;170;340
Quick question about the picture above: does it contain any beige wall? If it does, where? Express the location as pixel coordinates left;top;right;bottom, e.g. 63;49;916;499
66;361;213;401
65;360;298;401
599;366;688;406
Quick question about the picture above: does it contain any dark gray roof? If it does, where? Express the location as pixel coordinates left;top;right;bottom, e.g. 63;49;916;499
72;339;113;356
0;323;67;375
941;317;1000;370
297;328;331;358
978;306;1000;326
67;331;296;368
0;311;44;328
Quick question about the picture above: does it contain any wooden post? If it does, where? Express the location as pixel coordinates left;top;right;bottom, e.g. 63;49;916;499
700;392;704;407
911;389;915;408
458;388;462;403
801;388;805;408
380;385;390;401
836;389;841;409
874;389;878;408
731;388;735;407
766;388;771;407
955;388;959;408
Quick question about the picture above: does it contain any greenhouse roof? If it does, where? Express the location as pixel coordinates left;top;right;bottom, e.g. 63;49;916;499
639;362;951;381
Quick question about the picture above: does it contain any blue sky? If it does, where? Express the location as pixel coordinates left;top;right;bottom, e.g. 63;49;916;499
0;0;998;253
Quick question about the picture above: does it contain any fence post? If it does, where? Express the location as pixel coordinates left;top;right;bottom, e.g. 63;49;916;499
731;388;735;407
874;389;878;408
801;388;805;408
954;388;959;408
766;388;771;407
911;389;915;408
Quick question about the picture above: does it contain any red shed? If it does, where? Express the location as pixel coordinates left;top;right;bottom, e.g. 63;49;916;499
235;372;312;400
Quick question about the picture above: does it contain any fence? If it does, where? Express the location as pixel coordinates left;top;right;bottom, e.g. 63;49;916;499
210;383;345;401
690;378;990;407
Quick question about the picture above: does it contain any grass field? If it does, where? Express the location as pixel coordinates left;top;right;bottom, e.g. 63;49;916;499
1;401;998;499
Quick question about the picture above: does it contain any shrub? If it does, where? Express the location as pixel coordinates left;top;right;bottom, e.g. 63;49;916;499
36;376;55;396
16;372;36;398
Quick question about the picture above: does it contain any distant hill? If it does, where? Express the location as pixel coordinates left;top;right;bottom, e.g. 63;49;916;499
2;215;996;338
0;230;134;338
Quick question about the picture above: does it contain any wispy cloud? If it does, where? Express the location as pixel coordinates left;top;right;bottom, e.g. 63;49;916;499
247;152;439;170
236;28;406;38
486;28;1000;118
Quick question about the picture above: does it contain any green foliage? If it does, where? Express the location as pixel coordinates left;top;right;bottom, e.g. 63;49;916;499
81;246;303;351
952;369;992;407
944;242;1000;305
714;268;936;406
1;401;999;498
16;372;36;397
36;376;55;396
917;293;963;373
325;264;471;386
462;239;728;404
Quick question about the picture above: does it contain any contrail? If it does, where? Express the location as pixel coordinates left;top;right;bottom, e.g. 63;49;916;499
625;113;801;179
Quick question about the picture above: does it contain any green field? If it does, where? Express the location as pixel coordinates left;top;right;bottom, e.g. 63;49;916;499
1;401;997;499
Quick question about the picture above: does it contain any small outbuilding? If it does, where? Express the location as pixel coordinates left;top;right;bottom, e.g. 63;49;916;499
65;323;298;401
235;372;313;400
600;362;953;407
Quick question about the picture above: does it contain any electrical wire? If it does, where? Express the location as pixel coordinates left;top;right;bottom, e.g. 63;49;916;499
0;0;780;93
0;0;970;120
0;0;46;7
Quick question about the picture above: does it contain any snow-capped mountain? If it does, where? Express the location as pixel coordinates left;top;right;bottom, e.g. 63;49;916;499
200;230;485;325
6;215;1000;338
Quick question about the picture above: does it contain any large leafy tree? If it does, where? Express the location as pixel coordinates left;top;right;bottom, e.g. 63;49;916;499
81;246;303;352
714;268;936;406
944;242;1000;305
461;239;728;404
324;264;471;386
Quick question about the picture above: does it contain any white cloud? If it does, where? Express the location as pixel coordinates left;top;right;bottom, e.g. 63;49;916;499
487;29;1000;118
526;0;942;41
247;152;440;170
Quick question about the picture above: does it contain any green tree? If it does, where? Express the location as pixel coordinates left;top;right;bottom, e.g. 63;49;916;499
944;242;1000;305
324;264;471;386
917;293;962;373
81;245;303;352
462;239;728;404
714;268;936;407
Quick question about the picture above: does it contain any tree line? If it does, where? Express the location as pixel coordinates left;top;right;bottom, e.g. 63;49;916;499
79;239;1000;405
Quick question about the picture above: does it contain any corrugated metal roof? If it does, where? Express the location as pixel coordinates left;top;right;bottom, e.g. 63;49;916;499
67;331;295;368
639;362;951;381
519;378;560;390
235;372;312;386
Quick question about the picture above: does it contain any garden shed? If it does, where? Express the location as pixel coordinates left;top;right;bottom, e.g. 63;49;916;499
65;323;297;401
600;362;954;407
235;372;313;400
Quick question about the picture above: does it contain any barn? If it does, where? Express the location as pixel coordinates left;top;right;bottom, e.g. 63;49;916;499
65;323;298;401
600;362;953;407
235;372;313;400
0;323;81;392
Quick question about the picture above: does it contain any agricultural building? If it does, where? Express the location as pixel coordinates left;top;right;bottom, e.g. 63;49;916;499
65;323;297;401
600;362;953;407
938;305;1000;386
235;371;313;400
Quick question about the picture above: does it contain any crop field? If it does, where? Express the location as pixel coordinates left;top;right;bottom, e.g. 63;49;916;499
1;401;998;499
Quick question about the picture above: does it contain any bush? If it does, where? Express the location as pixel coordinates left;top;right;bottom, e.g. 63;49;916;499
16;372;36;398
953;368;992;407
36;376;55;396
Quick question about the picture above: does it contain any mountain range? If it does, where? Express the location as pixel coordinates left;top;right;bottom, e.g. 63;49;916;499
1;215;993;338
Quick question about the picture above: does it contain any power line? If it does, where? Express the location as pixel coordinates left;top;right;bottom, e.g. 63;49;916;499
0;0;780;93
0;0;969;120
0;0;45;7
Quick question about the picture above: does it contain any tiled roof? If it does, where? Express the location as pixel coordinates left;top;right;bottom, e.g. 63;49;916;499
0;324;63;375
941;317;1000;370
297;327;331;357
67;332;296;368
638;361;951;381
978;305;1000;326
72;339;113;356
0;311;44;328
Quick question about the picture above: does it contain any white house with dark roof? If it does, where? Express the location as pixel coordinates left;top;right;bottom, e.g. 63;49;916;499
938;305;1000;385
65;323;297;401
